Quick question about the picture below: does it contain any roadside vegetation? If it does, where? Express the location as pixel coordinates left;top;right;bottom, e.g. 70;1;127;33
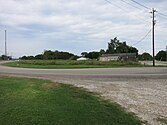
4;60;142;69
138;52;153;61
18;37;138;61
0;76;142;125
1;37;166;62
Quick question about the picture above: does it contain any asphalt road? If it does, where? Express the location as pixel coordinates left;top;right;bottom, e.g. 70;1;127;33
0;61;167;125
0;62;167;79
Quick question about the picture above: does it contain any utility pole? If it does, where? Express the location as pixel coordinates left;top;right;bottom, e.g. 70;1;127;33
151;8;157;66
5;30;7;57
166;45;167;61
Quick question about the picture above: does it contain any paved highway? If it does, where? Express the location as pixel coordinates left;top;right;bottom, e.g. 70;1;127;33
0;62;167;78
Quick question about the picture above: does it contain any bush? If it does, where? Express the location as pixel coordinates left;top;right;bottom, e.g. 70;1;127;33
155;51;166;61
138;53;152;61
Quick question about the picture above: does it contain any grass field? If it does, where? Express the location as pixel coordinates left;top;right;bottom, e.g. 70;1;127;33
0;76;143;125
4;60;143;69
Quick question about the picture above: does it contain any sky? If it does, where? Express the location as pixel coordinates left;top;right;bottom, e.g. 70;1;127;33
0;0;167;58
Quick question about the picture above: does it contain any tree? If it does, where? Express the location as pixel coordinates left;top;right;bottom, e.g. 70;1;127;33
20;56;28;60
115;42;129;53
138;53;152;61
35;54;43;60
82;51;100;59
43;50;54;60
81;50;105;59
42;50;75;60
20;50;77;60
20;56;34;60
106;37;119;54
128;46;138;55
99;49;105;55
27;56;35;60
106;37;138;55
0;55;8;60
81;52;88;57
69;55;79;60
155;50;166;61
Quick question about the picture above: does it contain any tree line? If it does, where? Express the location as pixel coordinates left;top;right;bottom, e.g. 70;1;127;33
0;55;12;60
81;37;166;61
81;37;138;59
19;50;78;60
138;51;166;61
0;37;166;61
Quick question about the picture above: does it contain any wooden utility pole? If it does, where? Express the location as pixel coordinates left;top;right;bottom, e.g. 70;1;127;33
151;8;157;66
166;45;167;61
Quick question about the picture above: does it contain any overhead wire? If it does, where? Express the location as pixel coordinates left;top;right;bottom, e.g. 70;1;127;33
158;12;167;18
104;0;128;12
104;0;151;47
119;0;141;10
130;0;150;10
131;29;151;46
157;12;167;20
104;0;149;23
104;0;165;48
129;0;167;20
129;0;167;21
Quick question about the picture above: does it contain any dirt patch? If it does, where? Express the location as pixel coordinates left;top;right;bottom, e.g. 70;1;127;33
42;83;59;89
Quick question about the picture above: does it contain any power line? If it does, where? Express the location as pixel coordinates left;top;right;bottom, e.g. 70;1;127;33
126;0;167;21
157;12;167;19
104;0;165;66
104;0;149;23
130;0;150;10
119;0;141;10
158;12;167;18
104;0;127;12
131;29;151;46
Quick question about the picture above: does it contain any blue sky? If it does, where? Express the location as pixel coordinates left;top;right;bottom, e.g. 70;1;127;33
0;0;167;57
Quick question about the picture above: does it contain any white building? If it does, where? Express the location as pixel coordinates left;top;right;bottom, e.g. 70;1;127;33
77;57;89;61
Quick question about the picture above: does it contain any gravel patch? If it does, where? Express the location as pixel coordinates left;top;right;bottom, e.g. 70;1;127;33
53;77;167;125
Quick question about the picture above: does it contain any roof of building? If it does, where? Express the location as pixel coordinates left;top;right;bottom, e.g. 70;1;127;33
100;53;136;57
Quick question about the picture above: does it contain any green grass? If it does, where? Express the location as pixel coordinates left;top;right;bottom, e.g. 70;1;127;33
4;60;143;69
0;76;142;125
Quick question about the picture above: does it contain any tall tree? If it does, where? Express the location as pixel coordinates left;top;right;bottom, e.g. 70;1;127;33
106;37;119;54
106;37;138;55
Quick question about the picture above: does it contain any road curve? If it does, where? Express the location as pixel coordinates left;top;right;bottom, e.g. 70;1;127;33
0;62;167;78
0;62;167;125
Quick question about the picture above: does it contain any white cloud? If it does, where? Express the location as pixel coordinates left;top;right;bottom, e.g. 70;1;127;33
0;0;166;57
